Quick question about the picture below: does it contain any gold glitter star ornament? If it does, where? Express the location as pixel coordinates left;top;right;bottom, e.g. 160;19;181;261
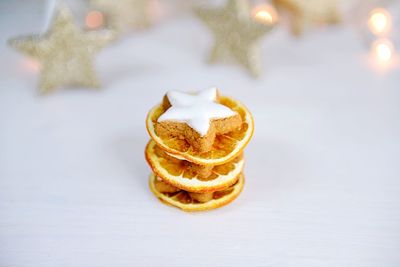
8;2;115;94
195;0;274;77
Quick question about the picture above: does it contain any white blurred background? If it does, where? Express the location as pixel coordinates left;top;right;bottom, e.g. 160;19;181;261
0;1;399;267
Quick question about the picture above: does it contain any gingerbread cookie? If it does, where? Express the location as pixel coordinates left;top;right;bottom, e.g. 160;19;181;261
155;88;242;153
146;87;254;165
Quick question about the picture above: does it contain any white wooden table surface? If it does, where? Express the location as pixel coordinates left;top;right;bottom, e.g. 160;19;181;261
1;1;400;266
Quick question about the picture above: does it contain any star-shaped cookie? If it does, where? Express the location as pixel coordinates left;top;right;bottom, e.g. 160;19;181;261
272;0;341;36
155;88;242;153
8;2;115;94
195;0;274;77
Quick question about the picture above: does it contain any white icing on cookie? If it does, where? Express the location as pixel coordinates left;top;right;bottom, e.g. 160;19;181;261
157;87;237;136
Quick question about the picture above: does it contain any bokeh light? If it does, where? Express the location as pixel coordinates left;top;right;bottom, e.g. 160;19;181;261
85;10;104;29
252;4;278;25
367;8;391;35
372;39;394;62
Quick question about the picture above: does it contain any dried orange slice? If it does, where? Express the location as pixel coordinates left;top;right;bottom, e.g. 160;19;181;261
145;140;244;193
146;96;254;165
149;173;244;212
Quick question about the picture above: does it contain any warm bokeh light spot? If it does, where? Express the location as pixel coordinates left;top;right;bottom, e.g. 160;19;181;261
252;4;278;25
85;10;104;29
368;8;391;35
255;10;273;24
372;39;394;62
23;58;41;72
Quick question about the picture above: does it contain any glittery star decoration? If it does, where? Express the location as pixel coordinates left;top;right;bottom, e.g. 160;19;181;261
195;0;274;77
8;2;115;94
90;0;151;35
272;0;341;36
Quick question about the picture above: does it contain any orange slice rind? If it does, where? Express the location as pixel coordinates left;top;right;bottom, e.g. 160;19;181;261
146;96;254;166
145;140;244;193
149;173;245;212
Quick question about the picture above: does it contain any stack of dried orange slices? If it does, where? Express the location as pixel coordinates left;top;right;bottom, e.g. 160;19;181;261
145;88;254;212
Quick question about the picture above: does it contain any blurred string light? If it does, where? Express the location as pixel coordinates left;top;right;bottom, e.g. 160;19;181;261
85;10;105;29
251;4;278;25
372;39;394;62
22;59;41;73
367;8;391;35
361;2;398;68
